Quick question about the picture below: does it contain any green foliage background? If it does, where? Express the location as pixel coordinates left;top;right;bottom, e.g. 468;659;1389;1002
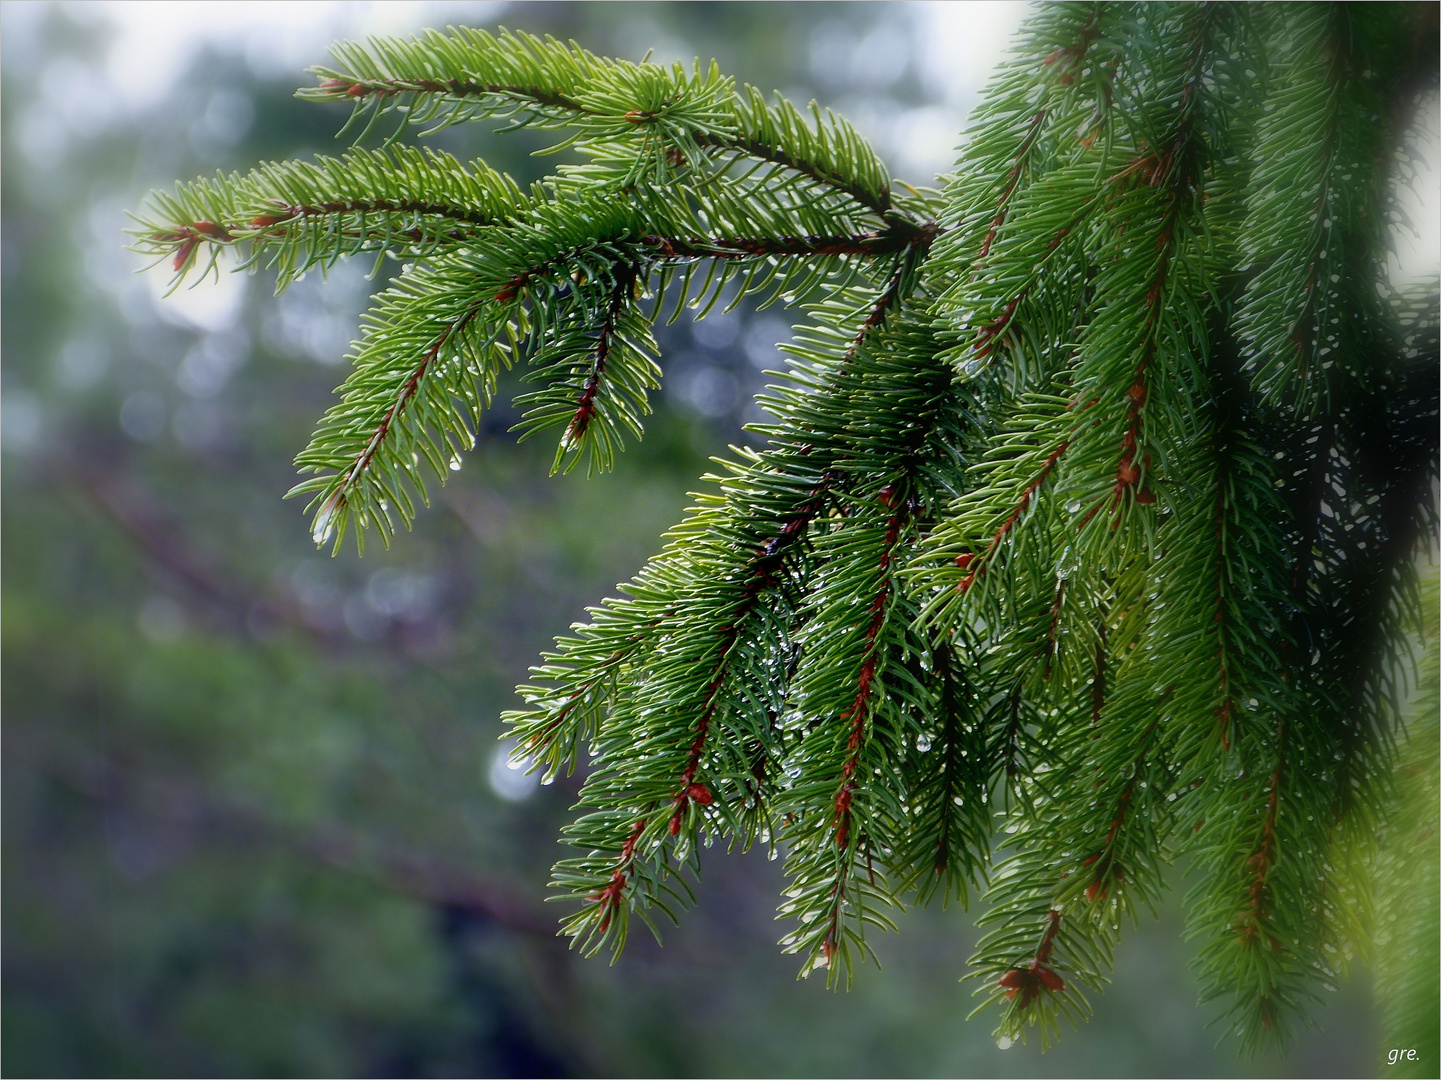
2;3;1431;1077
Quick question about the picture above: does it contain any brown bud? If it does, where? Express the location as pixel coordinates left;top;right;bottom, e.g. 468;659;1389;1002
686;783;713;806
172;239;197;271
1036;966;1065;992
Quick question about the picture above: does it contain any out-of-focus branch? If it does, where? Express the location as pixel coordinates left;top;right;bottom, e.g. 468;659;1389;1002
46;747;554;939
69;460;351;647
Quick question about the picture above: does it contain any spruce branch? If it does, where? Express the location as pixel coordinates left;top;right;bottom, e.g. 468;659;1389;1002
304;27;899;221
131;147;525;289
138;3;1440;1057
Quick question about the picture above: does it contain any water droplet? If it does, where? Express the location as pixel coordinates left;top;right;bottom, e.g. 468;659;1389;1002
916;734;933;752
998;1036;1014;1051
311;501;338;545
449;455;462;471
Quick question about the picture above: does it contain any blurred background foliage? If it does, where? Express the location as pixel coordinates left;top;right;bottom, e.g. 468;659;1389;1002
0;2;1416;1076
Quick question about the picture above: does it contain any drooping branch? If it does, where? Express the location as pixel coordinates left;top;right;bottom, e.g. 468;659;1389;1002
978;11;1102;260
957;440;1070;594
593;816;649;933
1081;720;1160;904
315;297;487;534
998;909;1067;1009
1109;5;1214;506
665;474;836;835
565;265;638;446
822;505;908;964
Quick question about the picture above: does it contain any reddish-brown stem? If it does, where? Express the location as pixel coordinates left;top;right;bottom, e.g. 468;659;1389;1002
668;231;920;844
667;658;728;836
957;440;1070;593
1110;7;1213;509
1089;626;1108;726
667;476;834;835
328;298;486;517
833;509;907;849
593;817;649;932
161;222;231;269
968;29;1120;367
1035;908;1063;965
566;266;638;445
1110;215;1172;507
972;294;1024;362
975;13;1101;265
843;257;914;361
999;909;1067;1007
644;229;933;262
247;197;501;234
821;507;907;962
1239;723;1285;952
969;186;1102;365
321;77;896;219
1082;724;1160;903
978;111;1046;261
149;220;235;248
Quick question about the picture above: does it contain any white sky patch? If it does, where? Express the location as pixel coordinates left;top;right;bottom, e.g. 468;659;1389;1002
912;0;1030;108
906;0;1031;177
57;0;503;113
145;252;248;332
